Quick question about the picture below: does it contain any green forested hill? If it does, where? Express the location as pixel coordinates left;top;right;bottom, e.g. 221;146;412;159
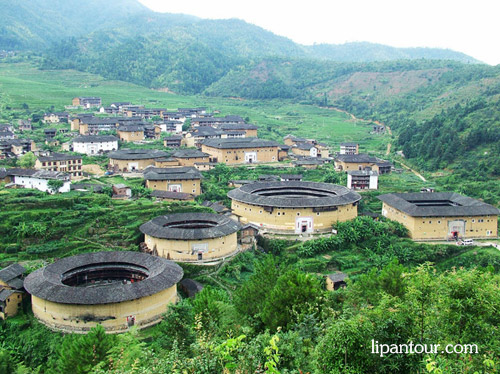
0;0;150;50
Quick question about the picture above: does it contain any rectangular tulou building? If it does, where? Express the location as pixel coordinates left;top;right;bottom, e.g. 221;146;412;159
378;192;499;240
201;138;281;164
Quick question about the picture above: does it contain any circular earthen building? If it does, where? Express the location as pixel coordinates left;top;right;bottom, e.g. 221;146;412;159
227;181;361;234
140;213;241;262
24;251;183;333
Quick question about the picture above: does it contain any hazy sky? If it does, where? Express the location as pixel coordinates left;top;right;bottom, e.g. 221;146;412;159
138;0;500;65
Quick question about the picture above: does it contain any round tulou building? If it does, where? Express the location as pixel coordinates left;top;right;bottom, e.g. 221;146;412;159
24;251;183;333
227;181;361;234
140;213;241;262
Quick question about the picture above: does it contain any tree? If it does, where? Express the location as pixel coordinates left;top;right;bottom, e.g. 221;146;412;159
18;152;36;168
261;269;322;331
55;325;117;374
47;179;64;193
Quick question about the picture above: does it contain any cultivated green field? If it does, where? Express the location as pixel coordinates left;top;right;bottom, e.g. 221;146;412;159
0;62;389;153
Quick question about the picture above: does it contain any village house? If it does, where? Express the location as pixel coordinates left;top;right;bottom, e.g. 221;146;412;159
220;123;258;137
8;169;71;193
0;264;26;320
108;149;169;172
326;273;348;291
150;190;195;202
164;135;183;148
43;112;69;124
183;127;225;148
283;135;307;146
335;153;392;174
154;157;182;168
340;142;359;155
347;170;379;190
201;138;280;164
117;124;145;142
292;158;325;169
281;174;303;182
0;138;36;158
72;135;119;155
178;107;207;117
171;149;211;167
291;142;319;157
378;192;500;240
143;124;161;140
72;97;102;108
0;129;15;140
35;153;83;178
44;128;57;139
163;112;187;123
18;119;32;132
78;117;121;135
191;115;245;128
69;113;94;131
143;166;202;195
112;184;132;199
160;120;183;134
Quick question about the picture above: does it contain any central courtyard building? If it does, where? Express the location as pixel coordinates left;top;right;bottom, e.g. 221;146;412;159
24;251;183;333
140;213;241;262
228;181;361;234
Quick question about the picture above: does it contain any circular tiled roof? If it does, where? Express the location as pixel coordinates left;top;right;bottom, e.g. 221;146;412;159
24;251;183;305
140;213;240;240
227;181;361;208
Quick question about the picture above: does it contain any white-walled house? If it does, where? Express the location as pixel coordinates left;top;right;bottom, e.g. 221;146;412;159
72;135;119;155
347;170;378;190
11;170;71;193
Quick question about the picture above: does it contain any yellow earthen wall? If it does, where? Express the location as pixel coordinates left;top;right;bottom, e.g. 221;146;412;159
31;285;177;333
231;200;358;232
144;233;238;261
382;202;498;240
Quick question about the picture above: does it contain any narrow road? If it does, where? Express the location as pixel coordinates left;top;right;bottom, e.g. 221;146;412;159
399;161;427;182
327;106;393;156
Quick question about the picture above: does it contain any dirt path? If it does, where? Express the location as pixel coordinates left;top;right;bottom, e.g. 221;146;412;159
386;142;392;155
328;106;393;155
399;161;427;182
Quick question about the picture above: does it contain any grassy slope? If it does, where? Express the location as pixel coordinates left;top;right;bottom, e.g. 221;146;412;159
0;62;389;152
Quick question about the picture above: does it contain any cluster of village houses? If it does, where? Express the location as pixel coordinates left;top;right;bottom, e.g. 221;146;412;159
0;97;393;194
1;96;498;323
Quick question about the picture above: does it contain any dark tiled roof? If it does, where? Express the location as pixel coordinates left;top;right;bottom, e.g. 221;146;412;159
328;273;347;283
24;251;183;305
202;138;280;149
220;123;258;130
109;149;169;160
191;127;223;136
0;168;37;177
281;174;303;180
348;170;379;176
70;184;104;192
172;149;209;158
377;192;500;217
0;264;26;282
37;153;81;162
140;213;241;240
73;135;118;143
179;278;203;298
294;143;316;150
144;167;202;181
340;142;358;146
335;153;378;163
228;181;361;208
0;289;16;302
151;190;194;200
201;201;229;213
118;124;144;132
